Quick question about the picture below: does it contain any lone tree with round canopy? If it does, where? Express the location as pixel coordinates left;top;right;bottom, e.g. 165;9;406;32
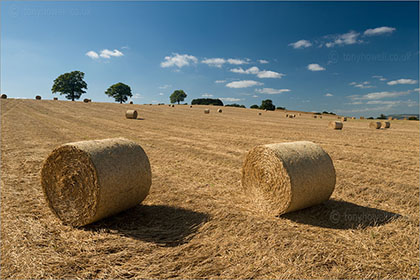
51;71;87;101
170;90;187;104
260;99;276;111
105;82;132;104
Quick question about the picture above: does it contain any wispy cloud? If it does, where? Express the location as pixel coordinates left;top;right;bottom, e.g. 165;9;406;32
387;79;417;85
215;80;226;84
350;81;374;89
414;88;420;92
348;90;411;100
372;75;387;81
289;39;312;49
255;88;290;94
227;58;248;65
307;63;325;71
325;31;361;48
159;93;164;96
364;26;396;36
325;93;333;97
132;93;143;99
201;93;213;97
225;80;263;88
220;97;241;102
161;53;198;68
159;84;171;89
230;66;284;78
258;59;269;64
201;58;226;68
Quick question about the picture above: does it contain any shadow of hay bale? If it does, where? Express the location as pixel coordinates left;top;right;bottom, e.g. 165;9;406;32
83;205;209;247
281;199;400;229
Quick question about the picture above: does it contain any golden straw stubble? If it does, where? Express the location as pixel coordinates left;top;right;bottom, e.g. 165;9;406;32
241;141;336;215
125;110;138;119
41;138;152;226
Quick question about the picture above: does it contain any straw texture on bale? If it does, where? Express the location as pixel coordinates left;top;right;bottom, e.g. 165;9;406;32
204;109;210;114
1;94;7;99
35;95;42;100
370;121;381;129
241;141;336;215
329;121;343;130
125;110;138;119
40;138;152;227
382;121;391;129
217;109;222;113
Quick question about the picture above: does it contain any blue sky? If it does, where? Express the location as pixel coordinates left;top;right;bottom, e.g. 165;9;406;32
1;1;419;117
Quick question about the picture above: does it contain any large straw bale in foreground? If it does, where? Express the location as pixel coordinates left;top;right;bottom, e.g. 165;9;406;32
125;110;138;119
41;138;152;226
370;121;381;129
241;141;336;215
382;121;391;129
329;121;343;130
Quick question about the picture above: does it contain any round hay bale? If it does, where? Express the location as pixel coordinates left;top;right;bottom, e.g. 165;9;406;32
241;141;336;215
258;112;262;115
83;98;90;103
53;97;58;100
313;115;317;118
360;116;365;120
40;138;151;226
129;101;133;104
319;116;322;119
341;117;347;122
1;94;7;99
381;121;391;129
369;121;381;129
35;95;42;100
351;117;356;120
204;109;210;114
171;104;175;108
288;115;294;118
217;108;222;113
125;110;138;119
388;116;393;120
190;105;193;108
285;114;289;117
329;121;343;130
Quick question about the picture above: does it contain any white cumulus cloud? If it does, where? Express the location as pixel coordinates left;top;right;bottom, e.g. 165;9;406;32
350;81;374;89
364;26;396;36
387;79;417;85
289;39;312;49
257;70;284;78
307;64;326;71
227;58;248;65
201;58;226;68
100;49;124;58
325;31;361;48
86;51;99;59
349;90;411;100
231;66;284;78
161;53;198;68
258;59;269;64
325;93;333;97
226;80;263;89
255;88;290;95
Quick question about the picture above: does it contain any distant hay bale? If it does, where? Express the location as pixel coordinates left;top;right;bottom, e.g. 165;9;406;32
341;117;347;122
241;141;336;215
53;97;58;100
129;101;133;104
204;109;210;114
190;105;192;108
329;121;343;130
264;109;267;112
351;117;356;120
319;116;322;119
388;116;392;120
217;108;222;113
125;110;138;119
360;116;365;119
35;95;42;100
258;112;262;115
288;115;294;118
381;121;391;129
286;114;289;117
171;104;175;107
369;121;381;129
403;117;407;120
83;98;90;103
313;115;317;118
1;94;7;99
40;138;151;226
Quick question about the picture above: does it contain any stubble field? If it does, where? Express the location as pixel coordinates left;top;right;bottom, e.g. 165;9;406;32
1;98;419;279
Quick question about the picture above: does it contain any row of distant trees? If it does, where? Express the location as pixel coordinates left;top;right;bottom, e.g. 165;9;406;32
51;71;286;110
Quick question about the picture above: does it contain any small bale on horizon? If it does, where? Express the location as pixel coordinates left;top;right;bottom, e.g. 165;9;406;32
381;121;391;129
53;97;58;100
341;117;347;122
83;98;90;103
35;95;42;100
241;141;336;215
369;121;381;129
217;108;222;113
125;110;138;119
329;121;343;130
40;138;151;226
129;101;133;104
204;109;210;114
1;94;7;99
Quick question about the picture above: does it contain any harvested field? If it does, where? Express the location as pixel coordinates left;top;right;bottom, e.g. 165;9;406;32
1;99;419;279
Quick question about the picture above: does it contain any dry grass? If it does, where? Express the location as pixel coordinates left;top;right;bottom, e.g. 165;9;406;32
1;99;419;279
